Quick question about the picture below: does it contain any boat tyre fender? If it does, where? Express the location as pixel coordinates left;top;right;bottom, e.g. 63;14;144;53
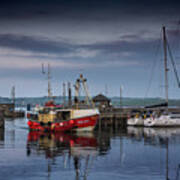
48;121;52;126
40;121;44;126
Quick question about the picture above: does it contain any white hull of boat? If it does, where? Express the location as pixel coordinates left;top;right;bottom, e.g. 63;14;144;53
144;115;180;127
127;117;144;126
74;126;95;132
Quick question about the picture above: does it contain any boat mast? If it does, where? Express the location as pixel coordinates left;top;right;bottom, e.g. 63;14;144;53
48;63;52;98
11;85;15;105
42;63;52;98
80;74;95;107
74;78;80;108
74;74;94;108
163;26;168;107
63;82;66;107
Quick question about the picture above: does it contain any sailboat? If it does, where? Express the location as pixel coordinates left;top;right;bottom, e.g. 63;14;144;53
127;111;144;126
144;26;180;127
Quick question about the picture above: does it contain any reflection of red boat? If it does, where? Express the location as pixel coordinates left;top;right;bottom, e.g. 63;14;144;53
27;131;98;148
27;131;98;159
27;74;99;132
27;131;98;179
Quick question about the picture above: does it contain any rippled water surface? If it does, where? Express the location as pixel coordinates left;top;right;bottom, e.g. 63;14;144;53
1;117;180;180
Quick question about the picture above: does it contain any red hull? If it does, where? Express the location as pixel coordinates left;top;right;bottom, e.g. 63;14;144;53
28;131;98;147
27;114;99;132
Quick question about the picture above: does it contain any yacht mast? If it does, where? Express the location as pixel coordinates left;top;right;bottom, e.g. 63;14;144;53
163;26;168;106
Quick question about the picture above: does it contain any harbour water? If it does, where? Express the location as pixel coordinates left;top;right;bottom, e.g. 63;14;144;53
1;117;180;180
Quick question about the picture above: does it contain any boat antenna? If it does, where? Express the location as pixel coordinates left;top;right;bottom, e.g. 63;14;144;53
42;63;52;98
163;26;169;108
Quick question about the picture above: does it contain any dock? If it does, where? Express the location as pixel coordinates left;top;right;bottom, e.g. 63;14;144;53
0;103;25;118
97;106;180;128
0;110;4;129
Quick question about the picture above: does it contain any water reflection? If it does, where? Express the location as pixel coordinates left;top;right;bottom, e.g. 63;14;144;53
27;127;180;180
0;129;4;148
3;115;180;180
27;131;109;180
0;129;4;141
127;126;180;146
127;127;180;180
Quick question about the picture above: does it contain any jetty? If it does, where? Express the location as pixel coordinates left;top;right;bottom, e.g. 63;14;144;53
0;103;25;118
98;106;180;128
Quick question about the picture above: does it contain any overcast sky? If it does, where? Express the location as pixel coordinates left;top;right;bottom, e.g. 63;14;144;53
0;0;180;98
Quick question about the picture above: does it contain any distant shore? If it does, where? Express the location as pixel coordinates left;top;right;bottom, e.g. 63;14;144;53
0;96;180;107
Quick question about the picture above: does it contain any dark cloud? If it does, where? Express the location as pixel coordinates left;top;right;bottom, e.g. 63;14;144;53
0;34;74;54
0;30;178;64
0;32;151;57
82;38;157;56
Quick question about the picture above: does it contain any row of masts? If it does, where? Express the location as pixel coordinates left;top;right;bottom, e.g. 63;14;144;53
10;26;174;109
42;65;94;107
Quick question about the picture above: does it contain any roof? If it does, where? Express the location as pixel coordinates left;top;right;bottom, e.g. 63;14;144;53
92;94;110;102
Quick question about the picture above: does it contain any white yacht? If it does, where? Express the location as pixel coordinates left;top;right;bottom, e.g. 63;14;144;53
144;26;180;127
127;116;144;126
144;112;180;127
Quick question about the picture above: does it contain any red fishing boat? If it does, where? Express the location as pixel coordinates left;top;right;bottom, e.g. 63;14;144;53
27;74;99;132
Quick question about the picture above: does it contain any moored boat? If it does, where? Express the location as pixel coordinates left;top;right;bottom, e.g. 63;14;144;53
127;111;144;126
127;117;144;126
144;112;180;127
144;26;180;127
27;74;99;132
28;107;99;132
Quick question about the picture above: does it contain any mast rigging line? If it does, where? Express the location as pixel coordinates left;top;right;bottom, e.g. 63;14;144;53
144;28;163;101
167;40;180;88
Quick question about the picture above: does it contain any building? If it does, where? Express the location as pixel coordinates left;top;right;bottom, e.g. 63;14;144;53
92;94;111;109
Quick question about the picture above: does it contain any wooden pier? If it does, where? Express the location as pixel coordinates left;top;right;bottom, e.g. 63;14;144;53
0;110;4;129
97;108;128;129
0;103;25;118
97;106;180;128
